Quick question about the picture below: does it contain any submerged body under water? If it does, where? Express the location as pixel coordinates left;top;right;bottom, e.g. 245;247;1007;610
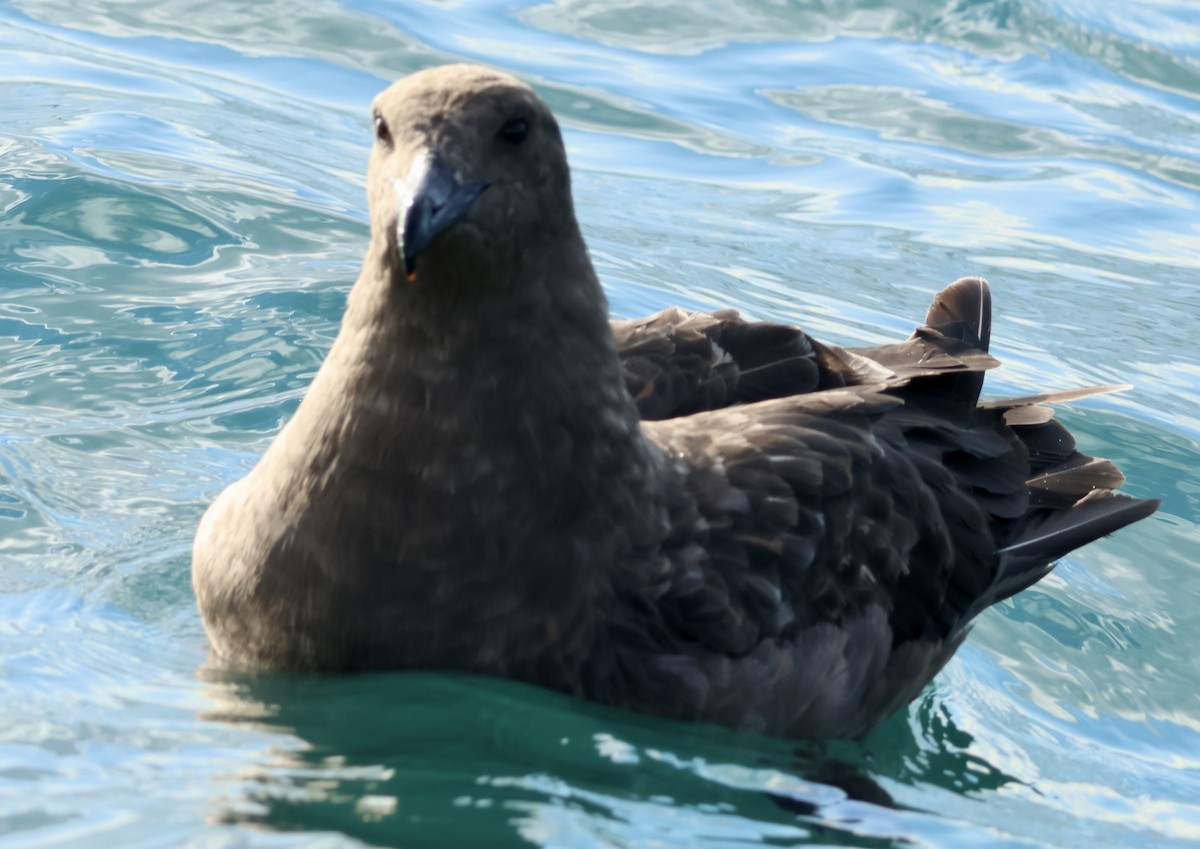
1;1;1197;847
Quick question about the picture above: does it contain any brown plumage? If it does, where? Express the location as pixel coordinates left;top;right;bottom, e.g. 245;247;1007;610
192;64;1158;739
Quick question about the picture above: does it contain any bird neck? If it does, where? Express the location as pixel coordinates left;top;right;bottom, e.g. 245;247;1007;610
342;230;635;432
255;234;664;676
285;230;661;547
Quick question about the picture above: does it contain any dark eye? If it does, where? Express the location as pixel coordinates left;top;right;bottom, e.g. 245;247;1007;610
374;113;391;145
499;117;529;144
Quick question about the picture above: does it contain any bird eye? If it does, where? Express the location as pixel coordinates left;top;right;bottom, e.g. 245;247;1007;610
374;113;391;145
499;117;529;144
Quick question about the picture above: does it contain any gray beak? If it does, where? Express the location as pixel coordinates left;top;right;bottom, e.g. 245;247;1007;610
396;152;490;278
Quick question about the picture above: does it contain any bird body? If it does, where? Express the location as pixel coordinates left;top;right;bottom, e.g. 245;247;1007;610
193;64;1157;739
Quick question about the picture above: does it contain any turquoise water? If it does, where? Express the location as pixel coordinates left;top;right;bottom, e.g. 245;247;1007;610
1;0;1198;846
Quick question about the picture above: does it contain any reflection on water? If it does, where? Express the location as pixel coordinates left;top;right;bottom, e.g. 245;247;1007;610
199;668;1032;848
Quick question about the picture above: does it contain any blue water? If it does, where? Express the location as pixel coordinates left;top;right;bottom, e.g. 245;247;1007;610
1;1;1197;846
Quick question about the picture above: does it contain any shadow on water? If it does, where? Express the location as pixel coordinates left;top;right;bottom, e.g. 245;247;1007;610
196;667;1023;847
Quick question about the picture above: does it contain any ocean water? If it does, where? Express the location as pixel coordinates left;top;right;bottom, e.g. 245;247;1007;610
1;0;1197;846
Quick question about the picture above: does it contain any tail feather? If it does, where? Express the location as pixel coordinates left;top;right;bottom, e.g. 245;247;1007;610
998;490;1160;575
990;387;1157;586
978;384;1132;411
1027;458;1125;507
953;492;1160;629
1000;405;1055;426
901;278;1159;635
1009;418;1078;473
